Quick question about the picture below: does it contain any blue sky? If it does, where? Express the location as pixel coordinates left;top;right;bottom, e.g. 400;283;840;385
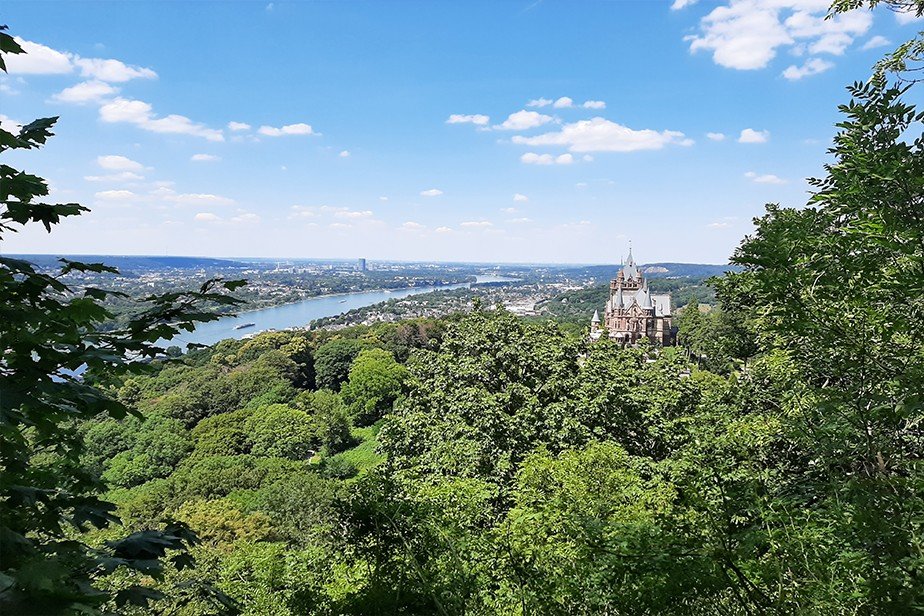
2;0;921;264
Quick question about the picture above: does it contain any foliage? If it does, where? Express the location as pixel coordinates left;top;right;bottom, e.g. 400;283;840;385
340;349;408;426
0;28;241;615
313;338;367;390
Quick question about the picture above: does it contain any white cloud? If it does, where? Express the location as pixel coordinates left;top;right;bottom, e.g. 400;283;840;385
6;38;73;74
52;80;119;104
228;121;251;131
556;153;574;164
582;100;606;109
495;110;554;131
379;196;389;201
257;123;316;137
896;6;924;24
420;188;443;197
671;0;698;9
708;221;732;228
231;212;260;223
582;154;594;162
289;205;318;219
707;132;726;141
501;207;520;214
513;193;529;202
95;190;136;201
782;57;834;79
195;212;220;222
435;226;452;233
447;114;490;126
738;128;769;143
553;96;573;109
460;220;493;228
513;117;693;152
509;217;533;224
745;171;786;184
329;222;351;230
99;98;224;141
527;98;553;108
191;153;220;162
168;193;235;206
84;172;144;183
401;221;425;230
335;209;374;219
74;57;157;82
339;150;350;158
685;1;871;71
521;153;554;165
861;35;890;50
97;155;145;171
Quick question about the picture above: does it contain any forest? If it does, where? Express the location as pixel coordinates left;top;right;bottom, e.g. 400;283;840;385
1;2;923;614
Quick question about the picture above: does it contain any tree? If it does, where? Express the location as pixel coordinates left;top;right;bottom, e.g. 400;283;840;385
340;348;407;426
714;77;924;612
0;28;241;614
313;338;366;390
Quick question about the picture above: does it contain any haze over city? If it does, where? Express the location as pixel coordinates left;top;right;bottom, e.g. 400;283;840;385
2;0;920;263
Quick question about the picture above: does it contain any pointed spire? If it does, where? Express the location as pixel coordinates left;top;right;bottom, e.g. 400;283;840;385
627;240;634;266
615;286;624;308
591;309;600;323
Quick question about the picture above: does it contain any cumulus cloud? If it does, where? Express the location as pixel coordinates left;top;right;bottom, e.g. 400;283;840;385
84;172;144;183
509;217;533;224
707;132;726;141
582;100;606;109
708;221;732;228
420;188;443;197
861;35;890;50
435;226;452;233
495;110;554;131
228;121;251;131
671;0;698;8
553;96;573;108
520;152;574;165
74;57;157;82
167;193;236;206
339;150;350;158
446;114;490;126
95;189;137;201
191;153;220;162
895;5;924;24
685;1;872;71
782;57;834;79
738;128;769;143
52;80;119;104
231;212;260;223
527;97;553;108
335;209;374;219
513;118;693;152
97;155;145;171
194;212;220;222
257;123;316;137
401;221;425;230
99;98;224;141
745;171;786;184
460;220;493;228
6;38;157;83
513;193;529;202
5;38;73;74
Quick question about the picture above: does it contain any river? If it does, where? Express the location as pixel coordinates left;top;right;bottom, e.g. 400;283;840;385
168;275;516;348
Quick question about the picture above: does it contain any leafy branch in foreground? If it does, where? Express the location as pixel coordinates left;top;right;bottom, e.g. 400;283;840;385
0;24;243;615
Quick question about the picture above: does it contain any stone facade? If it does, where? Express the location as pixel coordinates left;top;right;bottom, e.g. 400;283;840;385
589;249;675;346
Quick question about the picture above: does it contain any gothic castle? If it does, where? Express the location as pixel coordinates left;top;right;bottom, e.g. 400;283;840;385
589;249;675;346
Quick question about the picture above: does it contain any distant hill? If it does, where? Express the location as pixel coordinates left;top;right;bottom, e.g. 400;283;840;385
10;254;248;272
564;262;740;281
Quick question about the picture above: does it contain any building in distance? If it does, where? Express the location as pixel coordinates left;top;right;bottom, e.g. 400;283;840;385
357;258;367;272
590;248;675;346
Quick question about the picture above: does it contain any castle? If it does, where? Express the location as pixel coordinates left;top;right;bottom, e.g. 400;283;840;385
589;248;675;346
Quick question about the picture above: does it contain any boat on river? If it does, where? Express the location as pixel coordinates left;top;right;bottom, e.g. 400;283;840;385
234;322;256;330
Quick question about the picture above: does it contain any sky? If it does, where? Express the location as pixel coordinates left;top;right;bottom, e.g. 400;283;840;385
1;0;921;264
